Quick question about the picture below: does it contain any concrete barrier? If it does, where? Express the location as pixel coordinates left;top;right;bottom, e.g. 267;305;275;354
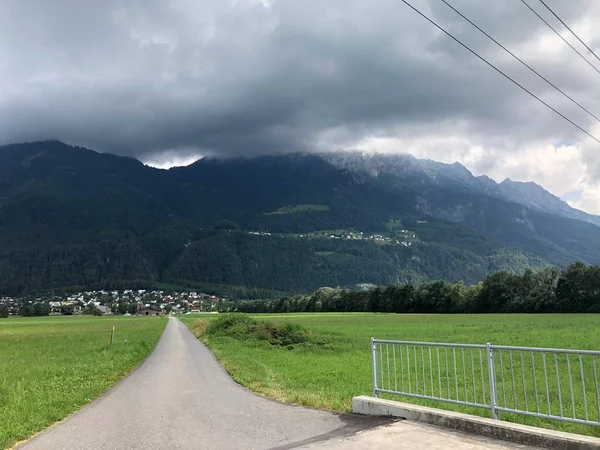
352;396;600;450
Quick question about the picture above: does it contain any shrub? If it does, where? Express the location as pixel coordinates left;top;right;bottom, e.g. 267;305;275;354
207;313;258;335
206;314;310;347
268;322;309;346
82;305;103;316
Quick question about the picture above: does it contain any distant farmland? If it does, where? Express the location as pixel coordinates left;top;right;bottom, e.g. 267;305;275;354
0;316;166;449
182;313;600;437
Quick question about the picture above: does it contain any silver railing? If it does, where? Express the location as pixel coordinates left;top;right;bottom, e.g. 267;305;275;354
371;339;600;427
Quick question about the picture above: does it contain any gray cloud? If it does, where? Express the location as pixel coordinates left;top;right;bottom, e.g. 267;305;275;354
1;0;599;167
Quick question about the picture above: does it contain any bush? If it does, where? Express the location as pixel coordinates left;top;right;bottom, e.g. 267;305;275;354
207;313;258;335
206;314;310;347
83;305;103;316
268;322;309;346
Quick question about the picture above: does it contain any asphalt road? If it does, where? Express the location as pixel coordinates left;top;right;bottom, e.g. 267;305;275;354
17;317;389;450
17;317;537;450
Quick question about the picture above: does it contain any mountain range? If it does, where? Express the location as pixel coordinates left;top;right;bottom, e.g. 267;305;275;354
1;140;598;297
325;152;600;226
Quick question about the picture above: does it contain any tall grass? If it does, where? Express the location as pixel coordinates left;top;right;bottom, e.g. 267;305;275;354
201;313;312;347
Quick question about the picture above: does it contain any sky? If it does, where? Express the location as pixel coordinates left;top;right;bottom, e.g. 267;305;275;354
1;0;600;213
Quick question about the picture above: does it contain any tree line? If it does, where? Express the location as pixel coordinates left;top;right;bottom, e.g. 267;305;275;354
229;262;600;314
19;302;51;317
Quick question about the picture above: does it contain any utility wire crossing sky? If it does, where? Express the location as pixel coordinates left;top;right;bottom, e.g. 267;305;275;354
1;0;600;213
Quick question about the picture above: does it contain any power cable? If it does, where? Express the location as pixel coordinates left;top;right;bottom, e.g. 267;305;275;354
538;0;600;64
520;0;600;77
442;0;600;124
399;0;600;145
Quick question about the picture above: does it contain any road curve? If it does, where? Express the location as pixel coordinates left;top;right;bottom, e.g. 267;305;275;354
17;317;387;450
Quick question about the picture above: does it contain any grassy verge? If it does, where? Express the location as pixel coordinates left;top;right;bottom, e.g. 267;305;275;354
180;313;600;437
0;315;166;449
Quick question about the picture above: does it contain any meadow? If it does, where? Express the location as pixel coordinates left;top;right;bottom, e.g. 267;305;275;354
180;313;600;437
0;315;166;449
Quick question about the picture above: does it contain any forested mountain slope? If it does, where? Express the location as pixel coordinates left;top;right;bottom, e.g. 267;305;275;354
0;141;597;296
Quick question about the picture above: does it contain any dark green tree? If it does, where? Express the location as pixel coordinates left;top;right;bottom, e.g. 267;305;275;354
214;219;241;231
33;302;50;316
83;305;103;316
555;262;588;312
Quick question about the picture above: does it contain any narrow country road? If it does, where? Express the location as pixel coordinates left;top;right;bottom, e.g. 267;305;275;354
17;317;537;450
17;317;386;450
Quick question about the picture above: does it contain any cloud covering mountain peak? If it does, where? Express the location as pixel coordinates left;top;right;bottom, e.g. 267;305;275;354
2;0;600;210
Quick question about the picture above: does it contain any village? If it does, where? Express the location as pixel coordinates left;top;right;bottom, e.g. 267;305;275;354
248;229;418;246
0;289;225;316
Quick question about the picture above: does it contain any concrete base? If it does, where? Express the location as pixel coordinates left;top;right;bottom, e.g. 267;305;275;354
297;420;536;449
352;396;600;450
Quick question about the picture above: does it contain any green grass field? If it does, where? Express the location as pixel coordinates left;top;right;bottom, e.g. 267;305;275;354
180;313;600;437
0;315;166;449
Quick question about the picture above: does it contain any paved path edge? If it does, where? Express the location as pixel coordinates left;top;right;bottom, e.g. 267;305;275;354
352;396;600;450
10;317;170;450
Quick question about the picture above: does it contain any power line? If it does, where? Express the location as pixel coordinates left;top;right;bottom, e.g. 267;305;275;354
399;0;600;145
520;0;600;77
441;0;600;124
537;0;600;64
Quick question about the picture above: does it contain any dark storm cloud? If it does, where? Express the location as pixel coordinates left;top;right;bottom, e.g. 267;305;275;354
0;0;599;161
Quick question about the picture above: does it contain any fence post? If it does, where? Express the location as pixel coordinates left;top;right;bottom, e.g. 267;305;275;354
487;343;498;420
110;325;115;347
371;338;378;398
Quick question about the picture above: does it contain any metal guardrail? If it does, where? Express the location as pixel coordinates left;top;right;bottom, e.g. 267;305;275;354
371;338;600;427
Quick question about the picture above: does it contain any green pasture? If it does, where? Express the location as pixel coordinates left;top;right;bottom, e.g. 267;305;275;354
181;313;600;437
0;315;166;449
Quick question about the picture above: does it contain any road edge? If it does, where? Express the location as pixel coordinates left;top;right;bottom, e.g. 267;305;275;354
9;317;169;450
352;396;600;450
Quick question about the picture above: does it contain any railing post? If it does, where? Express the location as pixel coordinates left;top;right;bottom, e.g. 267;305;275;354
371;338;378;398
487;343;498;420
